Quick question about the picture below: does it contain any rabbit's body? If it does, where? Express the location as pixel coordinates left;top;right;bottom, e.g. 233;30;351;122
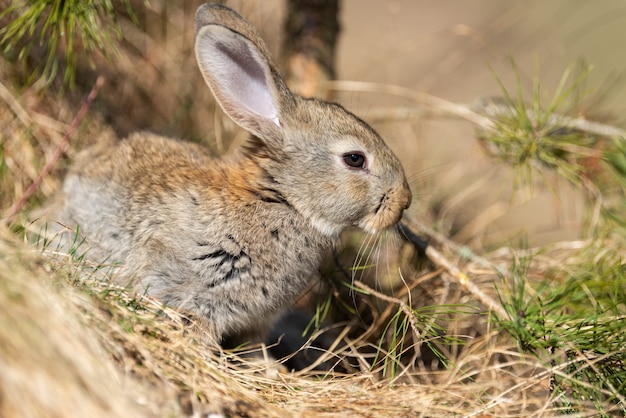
51;3;411;344
63;132;331;340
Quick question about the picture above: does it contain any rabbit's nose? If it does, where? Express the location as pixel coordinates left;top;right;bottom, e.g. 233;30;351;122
401;181;412;210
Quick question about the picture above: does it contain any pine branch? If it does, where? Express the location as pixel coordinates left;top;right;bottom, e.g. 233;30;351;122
326;80;625;140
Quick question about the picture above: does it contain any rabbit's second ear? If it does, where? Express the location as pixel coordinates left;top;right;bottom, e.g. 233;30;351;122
195;24;287;139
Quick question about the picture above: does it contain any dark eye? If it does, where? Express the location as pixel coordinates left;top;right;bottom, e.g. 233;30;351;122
343;152;367;169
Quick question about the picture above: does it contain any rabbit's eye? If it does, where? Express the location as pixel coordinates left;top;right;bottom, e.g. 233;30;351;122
343;152;367;169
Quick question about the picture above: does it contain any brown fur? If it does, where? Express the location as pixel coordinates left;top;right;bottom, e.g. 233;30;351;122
47;3;411;345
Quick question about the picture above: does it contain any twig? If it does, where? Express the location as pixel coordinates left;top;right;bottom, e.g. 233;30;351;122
475;97;626;138
430;250;508;321
325;80;496;131
352;280;422;342
2;76;106;225
403;216;505;275
343;105;469;123
401;217;508;321
326;80;626;141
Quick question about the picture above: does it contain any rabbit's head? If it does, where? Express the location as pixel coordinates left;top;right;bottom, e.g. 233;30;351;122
195;4;411;237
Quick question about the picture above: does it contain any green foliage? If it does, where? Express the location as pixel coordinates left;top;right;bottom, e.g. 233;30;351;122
486;61;595;184
482;61;626;414
370;302;466;380
0;0;136;88
482;60;626;236
497;248;626;415
374;307;411;378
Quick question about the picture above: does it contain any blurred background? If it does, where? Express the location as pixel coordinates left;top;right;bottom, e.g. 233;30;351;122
341;0;626;247
263;0;626;249
4;0;626;249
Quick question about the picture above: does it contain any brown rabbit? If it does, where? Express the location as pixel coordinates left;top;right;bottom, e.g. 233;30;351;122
52;3;411;345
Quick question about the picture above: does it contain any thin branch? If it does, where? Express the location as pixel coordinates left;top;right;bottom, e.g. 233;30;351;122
326;80;496;131
475;97;626;138
326;80;626;140
352;280;423;342
433;253;508;321
403;216;505;275
401;217;508;321
2;76;106;225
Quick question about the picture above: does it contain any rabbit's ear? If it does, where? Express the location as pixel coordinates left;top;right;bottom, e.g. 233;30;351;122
194;4;293;140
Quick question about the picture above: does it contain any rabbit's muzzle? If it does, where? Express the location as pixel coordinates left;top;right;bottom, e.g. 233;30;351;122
360;182;412;233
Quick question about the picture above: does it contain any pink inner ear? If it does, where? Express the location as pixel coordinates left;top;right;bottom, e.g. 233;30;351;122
196;26;280;128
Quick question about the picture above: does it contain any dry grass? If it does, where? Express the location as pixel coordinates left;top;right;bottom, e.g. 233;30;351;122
1;1;624;417
0;224;573;417
2;211;612;416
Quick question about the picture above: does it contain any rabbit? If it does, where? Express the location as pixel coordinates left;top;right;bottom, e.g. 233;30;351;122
51;3;412;345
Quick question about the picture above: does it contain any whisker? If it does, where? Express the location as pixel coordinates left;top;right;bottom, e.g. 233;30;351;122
351;231;374;297
372;233;385;295
362;232;378;282
384;230;395;297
